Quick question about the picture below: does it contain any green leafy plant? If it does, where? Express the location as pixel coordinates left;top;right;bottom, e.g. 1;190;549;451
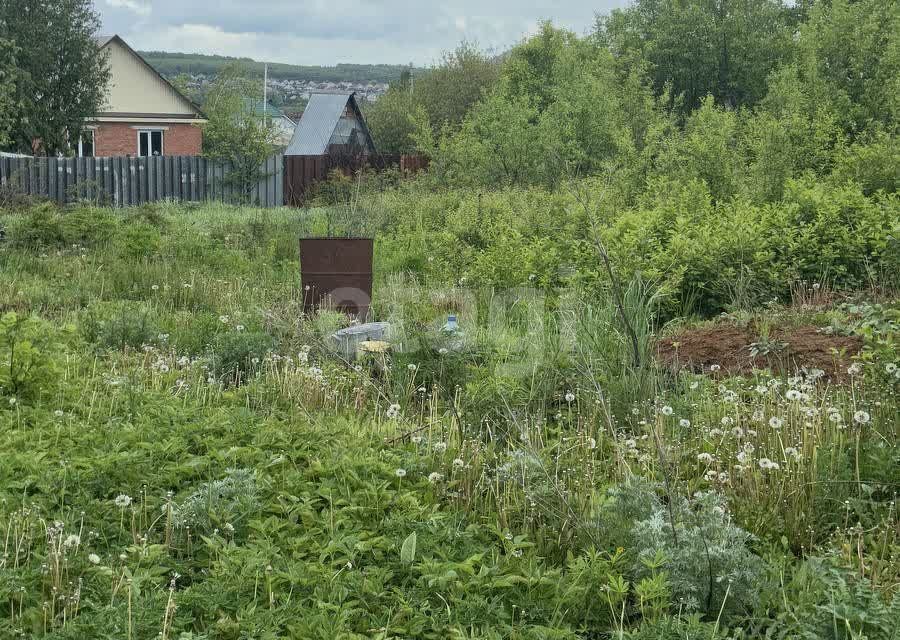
0;312;67;403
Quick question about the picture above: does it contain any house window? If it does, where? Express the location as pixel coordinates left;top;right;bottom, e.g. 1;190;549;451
78;130;95;157
138;130;164;156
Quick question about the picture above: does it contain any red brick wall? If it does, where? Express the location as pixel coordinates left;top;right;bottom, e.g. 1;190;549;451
93;122;202;157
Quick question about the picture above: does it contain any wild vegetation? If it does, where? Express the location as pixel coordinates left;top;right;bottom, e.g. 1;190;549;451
0;197;897;639
1;0;899;638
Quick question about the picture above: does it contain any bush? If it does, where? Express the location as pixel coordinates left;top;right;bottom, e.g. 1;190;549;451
173;468;260;538
10;203;117;249
118;222;162;260
82;302;160;351
210;330;274;384
0;312;69;404
603;481;764;620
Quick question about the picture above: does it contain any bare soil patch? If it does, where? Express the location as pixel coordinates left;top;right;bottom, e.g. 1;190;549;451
656;323;863;381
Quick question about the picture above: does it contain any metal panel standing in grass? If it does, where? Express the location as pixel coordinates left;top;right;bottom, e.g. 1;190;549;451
300;237;374;320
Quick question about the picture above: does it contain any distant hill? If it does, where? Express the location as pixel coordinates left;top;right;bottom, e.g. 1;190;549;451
139;51;416;84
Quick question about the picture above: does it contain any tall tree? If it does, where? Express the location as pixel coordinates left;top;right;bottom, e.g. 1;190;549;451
0;0;109;155
366;43;498;153
0;37;20;149
414;42;500;131
596;0;794;117
798;0;899;134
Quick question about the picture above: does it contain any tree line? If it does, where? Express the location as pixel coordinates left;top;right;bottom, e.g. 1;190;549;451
365;0;898;203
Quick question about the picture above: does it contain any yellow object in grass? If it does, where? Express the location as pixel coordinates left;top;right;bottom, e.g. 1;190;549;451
359;340;391;354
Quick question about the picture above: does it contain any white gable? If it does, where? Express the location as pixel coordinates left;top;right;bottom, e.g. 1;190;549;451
100;38;201;117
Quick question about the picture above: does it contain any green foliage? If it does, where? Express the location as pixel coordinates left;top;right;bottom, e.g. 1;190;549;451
797;0;900;134
9;204;118;249
365;85;422;153
210;330;274;383
118;222;163;260
201;63;279;201
0;202;896;638
366;176;896;317
0;312;66;403
0;36;20;149
81;302;160;351
0;0;109;155
366;42;499;153
752;559;900;639
173;468;260;538
414;42;501;132
615;485;764;619
597;0;794;116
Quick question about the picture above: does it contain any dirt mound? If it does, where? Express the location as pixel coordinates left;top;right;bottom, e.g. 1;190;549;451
656;323;863;381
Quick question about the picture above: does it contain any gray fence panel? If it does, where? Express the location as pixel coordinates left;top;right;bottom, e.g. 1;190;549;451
0;153;285;208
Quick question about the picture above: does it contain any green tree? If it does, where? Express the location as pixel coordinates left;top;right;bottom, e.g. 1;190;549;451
797;0;899;134
597;0;794;116
365;87;421;154
366;43;498;154
0;0;109;155
0;37;20;149
423;25;661;191
414;42;500;131
201;63;278;202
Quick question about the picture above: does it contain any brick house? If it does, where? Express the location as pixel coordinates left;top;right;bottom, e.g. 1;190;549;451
80;35;205;158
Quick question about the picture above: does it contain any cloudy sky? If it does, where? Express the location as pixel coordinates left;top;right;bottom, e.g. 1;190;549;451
98;0;630;66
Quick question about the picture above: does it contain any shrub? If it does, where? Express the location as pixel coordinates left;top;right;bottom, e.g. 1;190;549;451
603;481;764;620
59;206;117;247
209;330;274;384
0;312;68;404
10;203;117;249
118;222;162;260
173;468;260;538
9;202;65;247
81;302;160;351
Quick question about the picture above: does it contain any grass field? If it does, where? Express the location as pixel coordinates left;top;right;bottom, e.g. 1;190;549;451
0;201;898;639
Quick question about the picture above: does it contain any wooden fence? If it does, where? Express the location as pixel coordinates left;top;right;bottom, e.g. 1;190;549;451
0;154;284;208
283;153;429;207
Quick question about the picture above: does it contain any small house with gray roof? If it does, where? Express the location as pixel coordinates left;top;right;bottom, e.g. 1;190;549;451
285;92;376;157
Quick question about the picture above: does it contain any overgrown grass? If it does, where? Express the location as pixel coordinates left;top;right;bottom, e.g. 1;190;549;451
0;203;897;639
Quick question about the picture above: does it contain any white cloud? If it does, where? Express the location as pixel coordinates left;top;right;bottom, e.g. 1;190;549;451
105;0;151;17
99;1;628;65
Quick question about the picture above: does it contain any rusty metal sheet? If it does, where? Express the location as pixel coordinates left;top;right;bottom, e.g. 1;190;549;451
300;237;374;319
